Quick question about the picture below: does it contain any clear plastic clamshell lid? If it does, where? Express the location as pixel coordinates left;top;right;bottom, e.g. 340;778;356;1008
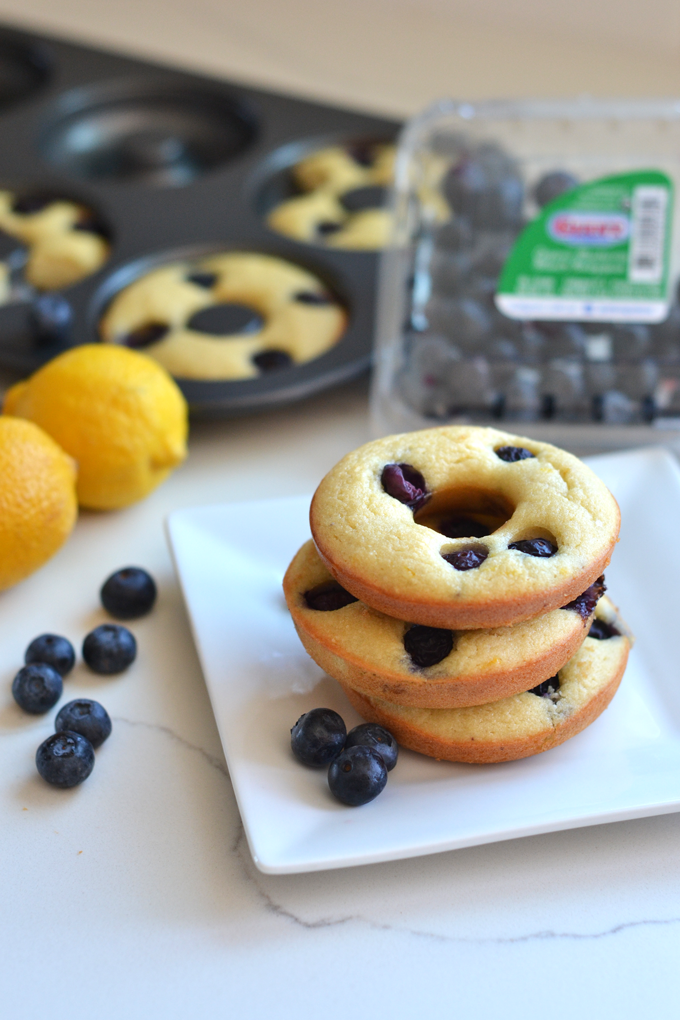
372;99;680;451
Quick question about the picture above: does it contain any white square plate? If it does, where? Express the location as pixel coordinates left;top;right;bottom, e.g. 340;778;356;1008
166;447;680;874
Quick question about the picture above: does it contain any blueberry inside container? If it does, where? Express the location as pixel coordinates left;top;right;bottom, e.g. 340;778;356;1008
372;99;680;454
0;24;399;414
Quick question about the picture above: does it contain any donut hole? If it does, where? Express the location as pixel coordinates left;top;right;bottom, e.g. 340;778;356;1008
414;486;514;538
340;185;389;213
187;303;264;336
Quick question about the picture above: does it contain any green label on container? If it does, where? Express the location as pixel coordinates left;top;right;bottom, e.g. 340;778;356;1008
495;170;673;323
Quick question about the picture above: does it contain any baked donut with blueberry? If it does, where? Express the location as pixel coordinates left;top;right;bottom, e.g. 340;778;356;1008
284;539;605;709
267;142;396;250
0;191;109;291
339;596;631;764
99;252;346;380
310;425;620;630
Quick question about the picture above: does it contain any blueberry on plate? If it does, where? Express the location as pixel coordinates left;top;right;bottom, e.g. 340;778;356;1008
328;745;388;806
100;567;157;620
344;723;398;771
24;633;75;676
12;663;63;714
36;731;95;788
82;624;137;674
290;707;346;767
55;699;112;748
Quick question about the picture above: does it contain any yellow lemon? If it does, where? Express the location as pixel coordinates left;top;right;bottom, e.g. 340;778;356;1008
0;416;78;590
4;345;188;510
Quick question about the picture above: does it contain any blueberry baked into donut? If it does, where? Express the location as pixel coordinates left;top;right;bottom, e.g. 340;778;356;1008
0;190;109;294
310;425;620;630
99;252;347;380
284;539;605;709
339;596;631;764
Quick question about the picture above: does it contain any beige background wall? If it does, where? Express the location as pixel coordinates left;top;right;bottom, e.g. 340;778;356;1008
0;0;677;116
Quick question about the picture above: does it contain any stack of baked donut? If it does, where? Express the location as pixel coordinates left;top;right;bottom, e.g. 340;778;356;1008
284;425;631;764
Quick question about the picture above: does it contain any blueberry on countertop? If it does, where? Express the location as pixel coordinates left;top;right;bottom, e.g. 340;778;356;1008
24;633;75;677
100;567;157;619
36;731;95;788
328;745;388;806
55;699;112;748
12;663;63;714
82;624;136;675
344;723;398;771
290;707;346;767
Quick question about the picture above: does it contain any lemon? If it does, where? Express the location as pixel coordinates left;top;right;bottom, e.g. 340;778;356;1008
0;416;78;590
4;345;188;510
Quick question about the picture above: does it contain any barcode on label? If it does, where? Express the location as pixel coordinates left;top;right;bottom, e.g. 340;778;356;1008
628;185;669;284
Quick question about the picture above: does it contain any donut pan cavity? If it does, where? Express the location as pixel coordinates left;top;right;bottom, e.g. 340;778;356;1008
0;24;399;414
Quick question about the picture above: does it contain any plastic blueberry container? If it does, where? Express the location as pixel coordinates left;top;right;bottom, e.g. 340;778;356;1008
371;98;680;455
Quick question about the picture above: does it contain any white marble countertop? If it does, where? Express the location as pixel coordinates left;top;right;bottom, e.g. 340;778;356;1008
0;3;679;1015
3;378;680;1019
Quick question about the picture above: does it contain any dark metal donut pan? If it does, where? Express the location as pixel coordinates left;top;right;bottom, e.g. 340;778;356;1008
0;23;400;414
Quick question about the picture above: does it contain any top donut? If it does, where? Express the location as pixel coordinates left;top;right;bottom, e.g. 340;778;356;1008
310;425;620;629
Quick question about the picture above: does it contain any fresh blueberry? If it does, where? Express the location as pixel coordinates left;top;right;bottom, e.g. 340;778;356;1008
12;663;63;714
508;538;557;557
328;746;387;806
291;707;346;767
36;731;95;788
344;723;398;771
55;699;112;748
24;633;75;676
303;581;358;611
404;625;454;667
100;567;157;620
82;624;136;674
